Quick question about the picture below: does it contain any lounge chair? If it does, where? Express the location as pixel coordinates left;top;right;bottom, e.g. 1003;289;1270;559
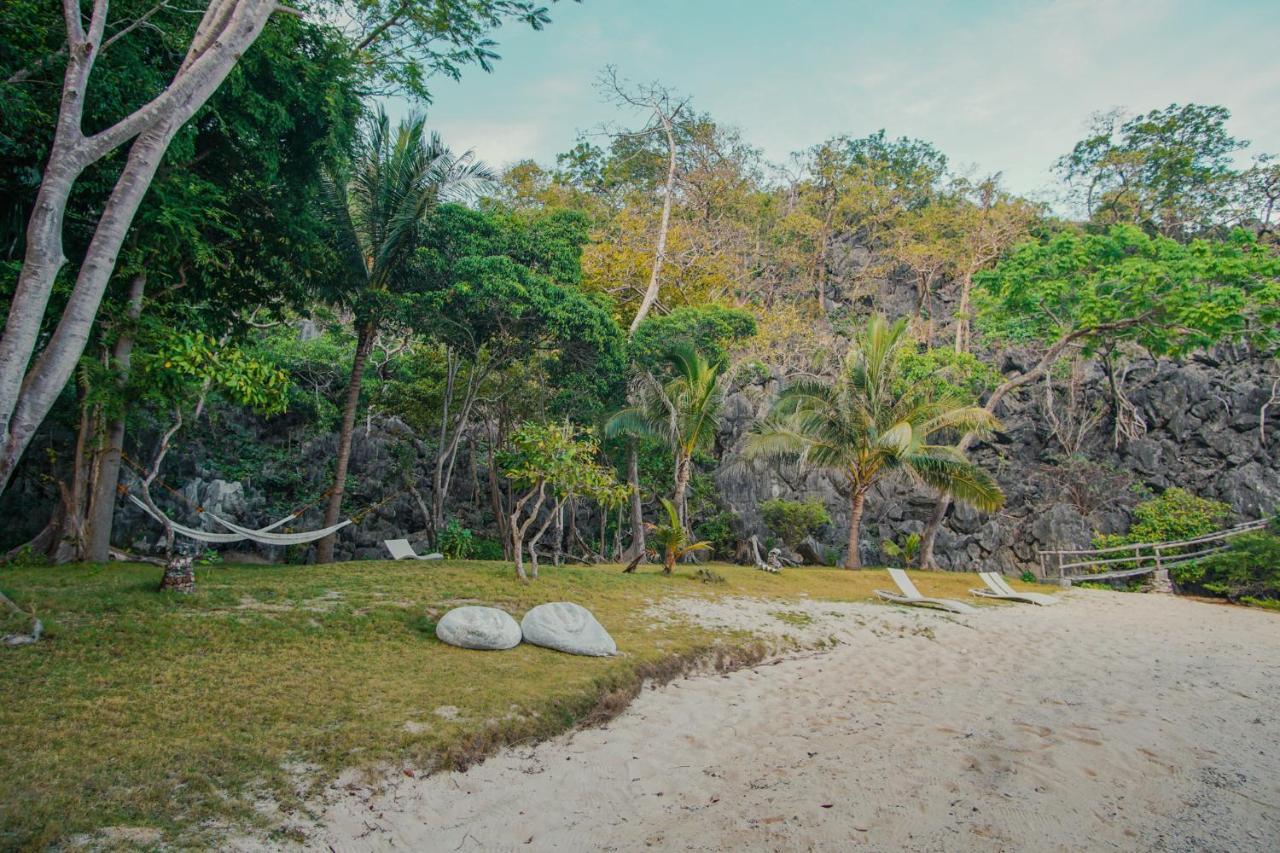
971;571;1058;605
384;539;444;561
875;567;979;614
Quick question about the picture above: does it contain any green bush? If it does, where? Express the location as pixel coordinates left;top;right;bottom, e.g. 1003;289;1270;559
437;518;475;560
760;499;831;547
695;509;740;559
470;537;506;561
1170;532;1280;603
882;533;921;567
1095;487;1230;548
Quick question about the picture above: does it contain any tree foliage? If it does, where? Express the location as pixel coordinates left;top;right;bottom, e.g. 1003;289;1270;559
975;225;1280;357
1056;104;1248;237
748;315;1003;568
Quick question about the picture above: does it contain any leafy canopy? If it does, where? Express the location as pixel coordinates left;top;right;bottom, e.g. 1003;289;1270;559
499;421;628;508
975;225;1280;356
748;315;1004;510
1055;103;1248;237
760;498;831;548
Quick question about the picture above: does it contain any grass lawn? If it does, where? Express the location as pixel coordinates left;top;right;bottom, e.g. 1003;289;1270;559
0;559;1027;848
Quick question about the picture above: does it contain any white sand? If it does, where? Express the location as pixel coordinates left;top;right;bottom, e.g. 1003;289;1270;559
265;591;1280;851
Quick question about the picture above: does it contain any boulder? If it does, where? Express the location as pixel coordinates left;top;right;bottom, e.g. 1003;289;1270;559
435;606;521;651
520;602;617;657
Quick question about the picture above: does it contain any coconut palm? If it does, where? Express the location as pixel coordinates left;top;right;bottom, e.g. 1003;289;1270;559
747;315;1003;569
605;343;726;531
315;108;491;563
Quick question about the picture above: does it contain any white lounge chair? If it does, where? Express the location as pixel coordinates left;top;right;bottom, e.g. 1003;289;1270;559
875;567;979;614
971;571;1059;605
384;539;444;561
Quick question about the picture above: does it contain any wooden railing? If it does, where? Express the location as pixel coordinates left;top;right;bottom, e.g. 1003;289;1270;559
1037;519;1269;585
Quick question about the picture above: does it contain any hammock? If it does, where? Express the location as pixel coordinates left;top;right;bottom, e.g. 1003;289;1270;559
209;513;352;545
128;494;298;544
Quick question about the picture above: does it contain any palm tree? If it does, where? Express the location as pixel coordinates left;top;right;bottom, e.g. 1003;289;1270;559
747;315;1004;569
314;109;491;563
647;498;712;574
605;343;726;531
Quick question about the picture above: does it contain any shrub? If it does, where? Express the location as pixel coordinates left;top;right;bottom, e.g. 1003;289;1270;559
695;509;739;559
760;499;830;547
470;537;506;561
1170;532;1280;603
437;519;475;560
1094;488;1231;557
882;532;921;567
1121;487;1229;543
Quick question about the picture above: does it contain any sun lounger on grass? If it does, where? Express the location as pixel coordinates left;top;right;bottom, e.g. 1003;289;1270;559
875;567;979;614
970;571;1058;605
384;539;444;561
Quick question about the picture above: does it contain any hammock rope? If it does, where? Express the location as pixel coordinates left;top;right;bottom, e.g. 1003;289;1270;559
127;494;297;544
208;513;352;545
120;452;402;547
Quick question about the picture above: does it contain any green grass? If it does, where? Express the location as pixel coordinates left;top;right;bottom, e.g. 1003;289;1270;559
0;559;1030;849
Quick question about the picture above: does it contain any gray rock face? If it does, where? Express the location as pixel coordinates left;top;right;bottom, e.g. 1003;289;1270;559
520;602;617;657
435;606;521;651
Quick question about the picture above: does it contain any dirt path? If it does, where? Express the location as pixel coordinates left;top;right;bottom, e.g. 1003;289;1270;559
265;591;1280;852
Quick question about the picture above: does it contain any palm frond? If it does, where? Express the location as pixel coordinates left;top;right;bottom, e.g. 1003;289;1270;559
903;452;1005;511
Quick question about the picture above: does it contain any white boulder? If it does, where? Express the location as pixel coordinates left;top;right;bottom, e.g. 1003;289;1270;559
520;602;617;657
435;606;521;650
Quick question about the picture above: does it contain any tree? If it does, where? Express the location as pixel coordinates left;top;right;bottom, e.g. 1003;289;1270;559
884;176;1038;351
314;110;489;563
500;421;627;580
917;224;1280;566
129;327;289;557
1055;103;1249;238
629;305;756;372
647;497;710;574
596;67;689;335
785;131;948;311
412;203;627;540
747;315;1004;569
0;0;566;498
606;343;727;530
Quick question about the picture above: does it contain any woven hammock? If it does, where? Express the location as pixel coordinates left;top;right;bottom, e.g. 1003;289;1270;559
130;494;347;546
208;513;352;545
128;494;298;544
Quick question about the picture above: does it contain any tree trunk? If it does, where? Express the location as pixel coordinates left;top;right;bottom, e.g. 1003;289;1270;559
86;272;146;562
628;111;678;335
844;489;866;570
158;553;196;594
432;353;485;537
52;388;96;563
485;423;511;558
554;499;567;567
954;271;973;353
624;442;646;561
0;0;278;498
316;322;375;564
673;451;691;530
917;493;951;570
509;482;547;581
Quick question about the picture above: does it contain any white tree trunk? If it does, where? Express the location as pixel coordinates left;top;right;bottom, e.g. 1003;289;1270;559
0;0;278;496
628;112;677;336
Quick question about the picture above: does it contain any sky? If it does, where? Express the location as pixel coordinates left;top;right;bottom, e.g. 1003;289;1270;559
398;0;1280;202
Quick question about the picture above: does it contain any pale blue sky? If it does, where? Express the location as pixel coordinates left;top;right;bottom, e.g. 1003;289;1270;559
401;0;1280;200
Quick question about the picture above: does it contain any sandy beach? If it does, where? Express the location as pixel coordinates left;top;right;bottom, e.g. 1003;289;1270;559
271;590;1279;852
